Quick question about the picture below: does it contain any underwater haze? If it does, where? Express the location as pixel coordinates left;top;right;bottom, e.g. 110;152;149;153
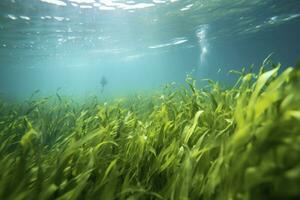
1;0;300;98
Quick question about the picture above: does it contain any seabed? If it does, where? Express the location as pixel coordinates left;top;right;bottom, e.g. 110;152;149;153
0;61;300;199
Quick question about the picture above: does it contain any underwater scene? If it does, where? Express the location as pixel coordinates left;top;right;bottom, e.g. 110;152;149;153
1;0;300;199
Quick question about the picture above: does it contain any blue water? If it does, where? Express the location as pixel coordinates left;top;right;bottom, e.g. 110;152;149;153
1;0;300;99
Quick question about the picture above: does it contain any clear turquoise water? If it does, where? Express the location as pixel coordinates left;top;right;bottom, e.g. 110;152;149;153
0;0;300;98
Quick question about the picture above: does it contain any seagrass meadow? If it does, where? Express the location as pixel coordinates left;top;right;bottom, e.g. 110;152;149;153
0;61;300;200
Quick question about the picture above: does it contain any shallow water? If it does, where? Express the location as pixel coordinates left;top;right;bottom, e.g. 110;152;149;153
1;2;300;199
0;0;300;98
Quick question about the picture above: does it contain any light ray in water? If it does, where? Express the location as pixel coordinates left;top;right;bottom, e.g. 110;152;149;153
196;24;209;67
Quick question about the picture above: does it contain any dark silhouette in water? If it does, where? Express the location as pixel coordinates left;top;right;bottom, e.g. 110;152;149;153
100;76;107;94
